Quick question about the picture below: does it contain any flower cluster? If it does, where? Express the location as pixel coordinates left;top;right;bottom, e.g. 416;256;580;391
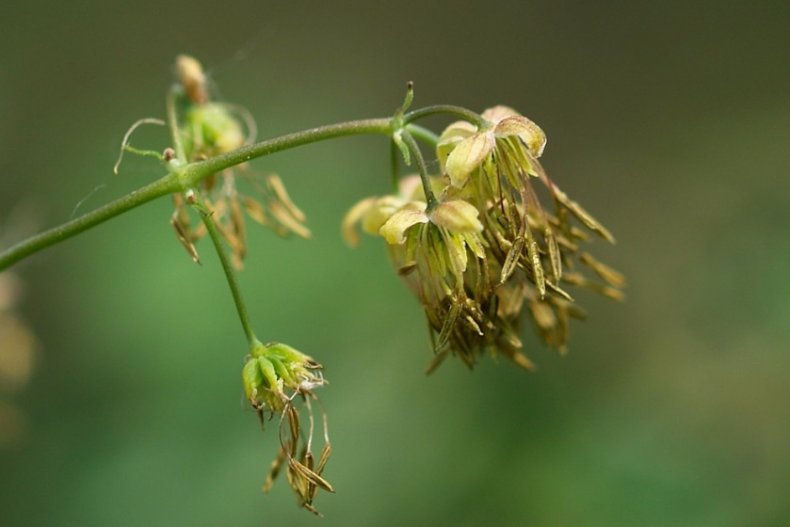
170;55;310;269
242;341;333;515
345;106;624;370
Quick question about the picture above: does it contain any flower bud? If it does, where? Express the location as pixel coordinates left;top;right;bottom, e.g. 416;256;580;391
176;54;208;104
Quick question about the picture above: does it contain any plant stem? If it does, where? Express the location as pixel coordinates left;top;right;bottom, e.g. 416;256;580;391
404;105;485;127
166;87;188;163
400;130;438;211
405;124;439;149
181;118;392;186
0;108;477;272
193;192;257;345
0;175;180;271
0;118;392;272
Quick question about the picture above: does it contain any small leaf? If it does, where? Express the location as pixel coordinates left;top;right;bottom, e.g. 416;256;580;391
392;131;411;165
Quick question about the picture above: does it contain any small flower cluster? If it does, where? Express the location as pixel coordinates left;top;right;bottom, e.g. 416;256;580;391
345;106;624;370
170;55;310;269
242;341;333;515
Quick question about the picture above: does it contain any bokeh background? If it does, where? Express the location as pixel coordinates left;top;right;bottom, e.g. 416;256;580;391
1;1;788;525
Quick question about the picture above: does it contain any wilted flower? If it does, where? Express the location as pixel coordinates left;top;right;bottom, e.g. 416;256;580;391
169;56;310;269
242;341;333;515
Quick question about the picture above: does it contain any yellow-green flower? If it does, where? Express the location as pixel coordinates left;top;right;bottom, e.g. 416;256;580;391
242;341;324;414
438;105;546;188
380;198;485;293
241;340;333;515
342;174;438;247
343;106;624;371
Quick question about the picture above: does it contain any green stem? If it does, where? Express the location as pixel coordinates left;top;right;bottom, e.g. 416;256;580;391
166;87;188;163
193;192;257;345
400;130;438;211
0;118;396;272
404;105;485;127
0;107;469;272
0;175;180;271
405;124;439;149
181;118;393;186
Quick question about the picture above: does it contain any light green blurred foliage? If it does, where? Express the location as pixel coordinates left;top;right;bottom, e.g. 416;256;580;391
1;1;789;526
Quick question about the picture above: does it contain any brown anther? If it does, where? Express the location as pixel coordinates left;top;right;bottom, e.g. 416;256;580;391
163;147;175;161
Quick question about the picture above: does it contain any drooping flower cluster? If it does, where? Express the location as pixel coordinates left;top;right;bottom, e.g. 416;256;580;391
170;55;310;269
345;106;624;370
242;341;333;515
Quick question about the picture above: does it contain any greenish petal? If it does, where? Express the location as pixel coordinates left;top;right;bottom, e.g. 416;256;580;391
257;356;280;392
379;204;429;244
445;132;494;188
463;232;486;260
430;200;483;233
361;196;404;235
341;197;376;247
481;105;520;123
242;358;264;401
443;231;469;280
495;115;547;158
437;120;477;169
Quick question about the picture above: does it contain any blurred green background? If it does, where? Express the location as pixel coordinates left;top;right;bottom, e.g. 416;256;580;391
1;1;789;525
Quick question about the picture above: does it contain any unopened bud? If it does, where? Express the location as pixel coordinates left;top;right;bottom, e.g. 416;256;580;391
176;54;208;104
